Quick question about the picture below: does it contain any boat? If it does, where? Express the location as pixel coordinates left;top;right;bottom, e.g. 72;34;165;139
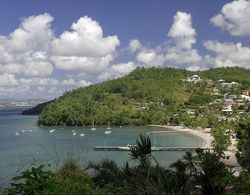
15;132;19;136
106;121;111;130
80;133;85;137
49;129;55;133
90;121;96;131
73;132;77;136
104;130;111;134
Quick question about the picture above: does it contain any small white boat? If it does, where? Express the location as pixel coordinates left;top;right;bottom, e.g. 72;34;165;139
21;130;26;133
72;130;76;133
90;121;96;131
49;129;55;133
80;133;85;137
73;132;77;136
15;132;20;136
104;130;111;134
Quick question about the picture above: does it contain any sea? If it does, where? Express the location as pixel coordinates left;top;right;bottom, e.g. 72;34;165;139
0;107;204;186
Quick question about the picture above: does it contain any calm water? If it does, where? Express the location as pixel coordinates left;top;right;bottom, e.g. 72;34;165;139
0;107;204;183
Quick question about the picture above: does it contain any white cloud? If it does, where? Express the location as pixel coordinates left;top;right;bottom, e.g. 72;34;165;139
19;78;58;85
0;13;54;76
128;39;142;53
136;49;165;66
204;40;250;68
51;16;120;72
135;11;202;70
211;0;250;36
38;86;45;92
77;80;92;87
98;61;136;81
51;54;113;73
0;73;18;86
167;11;196;49
0;86;30;96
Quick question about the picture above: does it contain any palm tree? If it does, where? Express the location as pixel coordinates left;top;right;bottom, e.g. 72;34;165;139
194;151;232;195
182;151;197;175
170;160;193;194
85;159;121;188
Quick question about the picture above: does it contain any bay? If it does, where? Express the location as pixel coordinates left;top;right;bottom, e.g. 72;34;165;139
0;107;204;184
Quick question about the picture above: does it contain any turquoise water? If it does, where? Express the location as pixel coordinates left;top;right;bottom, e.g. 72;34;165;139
0;108;204;183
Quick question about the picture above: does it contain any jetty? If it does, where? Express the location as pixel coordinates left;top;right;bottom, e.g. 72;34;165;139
94;146;210;152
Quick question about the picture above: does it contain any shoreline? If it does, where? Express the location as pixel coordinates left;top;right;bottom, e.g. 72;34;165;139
149;125;239;167
148;125;213;149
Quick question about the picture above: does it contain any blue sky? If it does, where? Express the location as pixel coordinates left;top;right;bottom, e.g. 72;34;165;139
0;0;250;99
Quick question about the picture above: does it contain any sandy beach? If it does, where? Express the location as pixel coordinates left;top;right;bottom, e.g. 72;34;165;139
149;125;238;167
149;125;213;148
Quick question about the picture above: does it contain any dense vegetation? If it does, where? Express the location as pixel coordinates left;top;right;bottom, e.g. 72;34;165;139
34;67;250;126
5;133;250;194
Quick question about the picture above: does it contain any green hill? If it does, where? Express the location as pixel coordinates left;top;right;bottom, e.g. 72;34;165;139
35;67;250;126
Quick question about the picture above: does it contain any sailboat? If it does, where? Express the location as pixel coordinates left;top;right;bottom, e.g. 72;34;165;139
105;121;111;134
104;130;111;134
106;121;111;130
151;129;157;150
90;121;96;131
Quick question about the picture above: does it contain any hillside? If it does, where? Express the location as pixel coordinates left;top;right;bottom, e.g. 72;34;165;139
22;100;53;115
35;67;250;126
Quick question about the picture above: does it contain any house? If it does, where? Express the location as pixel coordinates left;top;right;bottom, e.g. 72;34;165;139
217;79;225;83
187;109;196;115
224;99;234;105
185;75;202;83
212;88;220;96
206;79;214;87
221;82;230;87
240;95;250;101
227;95;237;99
214;99;223;104
222;105;233;112
242;90;249;96
236;110;245;114
235;99;245;106
230;81;239;87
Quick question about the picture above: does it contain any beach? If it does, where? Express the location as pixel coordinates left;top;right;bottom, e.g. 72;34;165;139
149;125;239;167
149;125;213;149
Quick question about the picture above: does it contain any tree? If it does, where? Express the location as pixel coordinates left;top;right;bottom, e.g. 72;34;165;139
194;151;232;195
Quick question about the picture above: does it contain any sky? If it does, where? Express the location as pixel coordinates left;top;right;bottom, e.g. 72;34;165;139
0;0;250;99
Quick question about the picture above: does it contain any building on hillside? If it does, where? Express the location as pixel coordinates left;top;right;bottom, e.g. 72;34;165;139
227;95;238;99
206;79;214;87
214;99;223;104
212;88;220;96
184;75;202;83
230;81;239;87
222;105;233;115
242;90;249;96
186;109;196;115
217;79;225;83
224;99;234;106
235;99;245;106
222;105;233;112
236;110;245;114
221;81;239;88
240;95;250;101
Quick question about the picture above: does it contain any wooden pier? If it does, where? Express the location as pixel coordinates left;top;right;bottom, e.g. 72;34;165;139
94;146;210;152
